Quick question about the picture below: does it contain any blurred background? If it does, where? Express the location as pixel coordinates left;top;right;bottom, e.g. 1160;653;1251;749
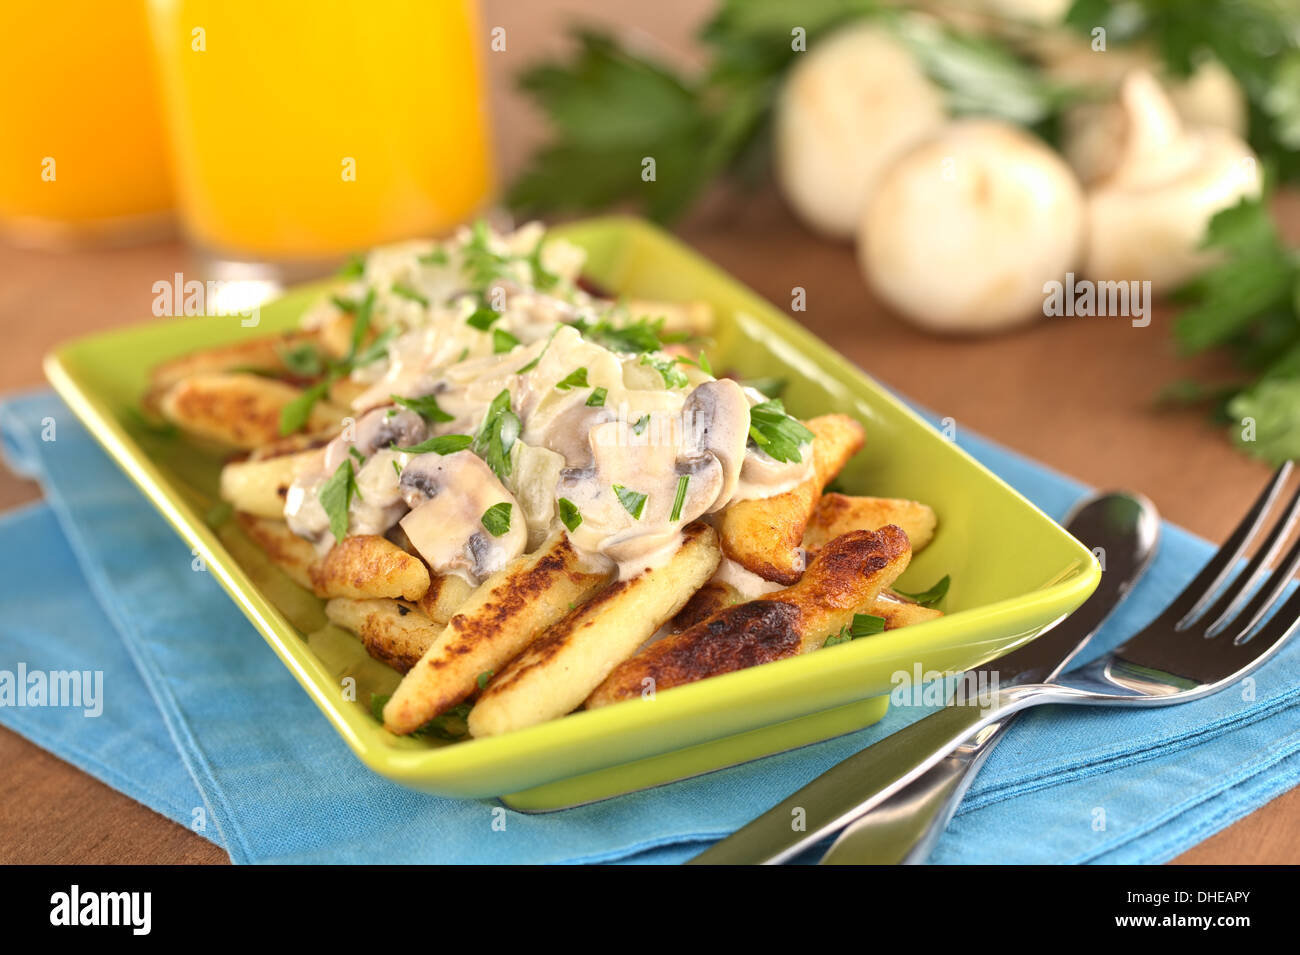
3;0;1300;863
3;0;1300;492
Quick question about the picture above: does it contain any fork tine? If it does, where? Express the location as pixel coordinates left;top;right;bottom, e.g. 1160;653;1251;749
1197;480;1300;634
1227;556;1300;650
1220;512;1300;644
1167;463;1293;627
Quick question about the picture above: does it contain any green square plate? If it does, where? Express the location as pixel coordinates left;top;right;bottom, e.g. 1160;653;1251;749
44;216;1098;810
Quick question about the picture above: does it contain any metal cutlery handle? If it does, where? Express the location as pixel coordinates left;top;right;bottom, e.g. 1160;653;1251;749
687;683;1066;865
817;715;1012;865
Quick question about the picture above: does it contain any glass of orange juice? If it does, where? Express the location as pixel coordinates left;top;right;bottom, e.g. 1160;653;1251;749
145;0;495;279
0;0;174;248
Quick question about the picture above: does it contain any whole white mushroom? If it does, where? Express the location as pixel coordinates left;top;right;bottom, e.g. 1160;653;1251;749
774;22;947;240
858;119;1085;333
1034;34;1249;184
1082;70;1260;294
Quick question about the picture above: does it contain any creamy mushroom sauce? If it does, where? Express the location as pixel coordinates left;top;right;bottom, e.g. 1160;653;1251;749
284;223;813;584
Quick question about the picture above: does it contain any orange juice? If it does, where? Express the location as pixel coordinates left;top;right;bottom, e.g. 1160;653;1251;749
0;0;174;244
146;0;495;260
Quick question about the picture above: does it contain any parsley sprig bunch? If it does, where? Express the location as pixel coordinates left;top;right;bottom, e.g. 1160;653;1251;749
1166;194;1300;463
509;1;1077;222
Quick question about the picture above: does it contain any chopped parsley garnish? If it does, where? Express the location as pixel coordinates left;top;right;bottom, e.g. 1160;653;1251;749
279;379;331;436
392;459;402;477
823;613;887;647
573;315;664;353
352;325;397;368
474;389;520;481
639;353;689;389
517;326;560;373
418;247;449;266
528;237;559;291
348;446;366;466
319;459;361;543
481;502;512;537
278;342;324;377
748;399;814;463
337;254;365;279
279;290;400;435
676;351;713;376
493;327;521;354
466;306;500;331
345;288;377;362
669;474;689;522
370;692;469;740
556;367;589;390
392;393;454;423
896;575;950;608
330;293;358;313
391;282;429;307
476;670;495;691
397;433;473;455
631;414;650;436
461;220;513;287
613;484;648;520
204;500;233;529
585;386;607;407
558;497;583;532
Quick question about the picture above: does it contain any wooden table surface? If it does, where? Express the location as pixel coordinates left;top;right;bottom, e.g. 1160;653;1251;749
1;0;1296;865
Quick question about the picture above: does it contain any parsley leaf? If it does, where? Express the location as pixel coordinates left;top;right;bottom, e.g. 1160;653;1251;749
517;326;560;373
461;220;513;288
585;386;607;407
474;390;520;481
391;282;429;307
278;342;324;377
351;325;397;368
747;399;814;463
369;692;470;740
896;575;951;608
392;393;454;424
1228;380;1300;463
639;354;689;389
345;288;377;363
493;327;521;354
676;351;713;376
670;474;689;522
319;459;361;543
613;484;648;519
337;254;365;279
824;612;887;647
558;497;583;531
528;237;560;291
556;367;589;390
279;379;332;436
572;315;664;353
397;433;473;455
481;502;512;537
467;306;500;331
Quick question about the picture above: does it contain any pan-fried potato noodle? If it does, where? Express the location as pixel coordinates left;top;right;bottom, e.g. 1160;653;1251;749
281;222;814;583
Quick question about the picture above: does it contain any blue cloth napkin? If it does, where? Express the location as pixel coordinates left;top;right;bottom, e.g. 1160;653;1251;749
2;388;1299;864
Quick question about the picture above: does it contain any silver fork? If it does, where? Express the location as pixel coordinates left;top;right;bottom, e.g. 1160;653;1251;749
690;463;1300;865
